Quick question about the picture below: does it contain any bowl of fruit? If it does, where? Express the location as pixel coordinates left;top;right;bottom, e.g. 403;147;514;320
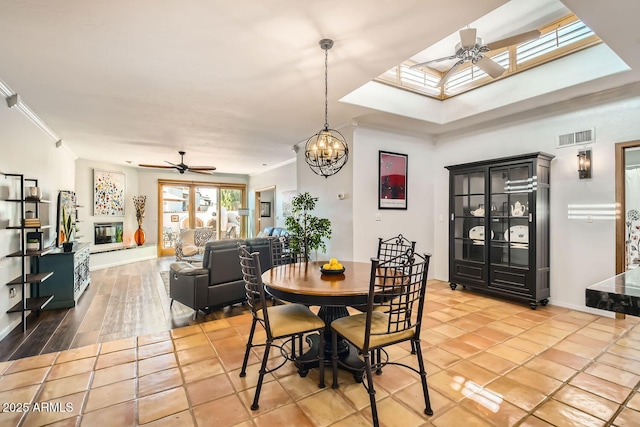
320;258;345;275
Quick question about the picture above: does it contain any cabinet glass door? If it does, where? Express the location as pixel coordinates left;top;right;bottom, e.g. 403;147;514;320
489;165;531;267
453;171;485;263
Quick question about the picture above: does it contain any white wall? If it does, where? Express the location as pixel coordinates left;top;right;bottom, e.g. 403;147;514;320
352;126;436;264
433;96;640;311
75;159;140;249
292;124;436;268
296;127;354;262
0;108;75;340
248;160;296;236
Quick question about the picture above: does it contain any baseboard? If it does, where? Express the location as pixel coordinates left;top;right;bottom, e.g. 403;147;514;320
546;300;615;318
0;317;22;342
90;245;158;271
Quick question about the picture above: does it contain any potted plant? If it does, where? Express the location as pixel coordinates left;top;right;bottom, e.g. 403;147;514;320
61;206;74;252
26;238;39;252
284;192;332;260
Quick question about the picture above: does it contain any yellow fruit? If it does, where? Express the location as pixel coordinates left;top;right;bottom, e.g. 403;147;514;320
330;258;338;265
336;263;343;270
323;263;331;270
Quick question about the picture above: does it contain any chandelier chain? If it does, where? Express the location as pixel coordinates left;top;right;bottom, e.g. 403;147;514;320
324;46;329;130
304;38;349;178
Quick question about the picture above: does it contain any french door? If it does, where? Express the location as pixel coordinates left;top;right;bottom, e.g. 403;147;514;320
158;180;245;256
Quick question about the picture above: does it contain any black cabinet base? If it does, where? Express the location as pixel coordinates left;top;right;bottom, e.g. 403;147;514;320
449;282;549;310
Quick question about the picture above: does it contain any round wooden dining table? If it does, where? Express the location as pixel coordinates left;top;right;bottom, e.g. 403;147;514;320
261;260;371;379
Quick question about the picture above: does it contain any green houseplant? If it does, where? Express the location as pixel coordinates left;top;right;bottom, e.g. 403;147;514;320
61;206;74;252
284;192;332;260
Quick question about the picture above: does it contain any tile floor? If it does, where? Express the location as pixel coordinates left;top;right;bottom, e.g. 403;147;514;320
1;280;640;426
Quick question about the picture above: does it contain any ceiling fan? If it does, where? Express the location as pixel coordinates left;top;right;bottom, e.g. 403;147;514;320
411;28;541;88
138;151;216;174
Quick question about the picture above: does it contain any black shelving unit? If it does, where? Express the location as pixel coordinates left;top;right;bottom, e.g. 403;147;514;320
446;152;554;309
2;173;54;331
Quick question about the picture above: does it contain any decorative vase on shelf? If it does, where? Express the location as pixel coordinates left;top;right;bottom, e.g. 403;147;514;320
62;242;73;252
134;225;146;246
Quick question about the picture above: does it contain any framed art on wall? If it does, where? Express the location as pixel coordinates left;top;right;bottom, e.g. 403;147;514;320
379;151;408;209
94;169;126;216
260;202;271;217
56;190;76;247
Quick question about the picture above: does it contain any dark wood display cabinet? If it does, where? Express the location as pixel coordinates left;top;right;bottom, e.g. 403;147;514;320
446;152;554;309
2;173;54;332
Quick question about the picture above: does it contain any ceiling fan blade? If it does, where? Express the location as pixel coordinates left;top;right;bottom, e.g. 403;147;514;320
436;60;464;88
476;56;505;78
188;169;214;175
410;55;459;69
186;166;217;171
138;164;176;169
485;29;541;51
459;28;477;48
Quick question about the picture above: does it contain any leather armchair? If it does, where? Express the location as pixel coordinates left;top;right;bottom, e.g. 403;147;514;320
169;237;273;315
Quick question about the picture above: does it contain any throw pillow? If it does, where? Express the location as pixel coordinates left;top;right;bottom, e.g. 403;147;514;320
182;243;198;256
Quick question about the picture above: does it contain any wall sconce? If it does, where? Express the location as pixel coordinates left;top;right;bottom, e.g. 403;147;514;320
577;149;592;179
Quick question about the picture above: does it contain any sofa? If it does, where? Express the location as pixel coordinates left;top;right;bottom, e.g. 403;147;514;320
169;237;273;314
174;227;216;261
258;227;288;238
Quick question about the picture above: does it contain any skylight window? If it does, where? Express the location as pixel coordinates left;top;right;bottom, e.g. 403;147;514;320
517;19;595;64
375;14;600;100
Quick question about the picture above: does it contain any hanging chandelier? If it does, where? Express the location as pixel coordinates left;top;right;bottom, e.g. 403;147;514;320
304;39;349;178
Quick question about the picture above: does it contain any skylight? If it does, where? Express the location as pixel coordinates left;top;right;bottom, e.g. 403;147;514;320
375;14;599;100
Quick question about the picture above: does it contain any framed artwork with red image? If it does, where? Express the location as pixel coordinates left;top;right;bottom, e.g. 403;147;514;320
379;151;407;210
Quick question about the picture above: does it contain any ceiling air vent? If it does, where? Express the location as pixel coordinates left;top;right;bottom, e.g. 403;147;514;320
557;128;595;148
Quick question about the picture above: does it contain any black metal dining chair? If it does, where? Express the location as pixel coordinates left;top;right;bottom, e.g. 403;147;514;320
330;250;433;426
377;234;416;266
268;236;304;355
238;244;326;410
366;234;418;367
269;236;289;267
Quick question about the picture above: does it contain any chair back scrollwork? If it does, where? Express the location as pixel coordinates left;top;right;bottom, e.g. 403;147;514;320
364;251;430;351
376;234;416;267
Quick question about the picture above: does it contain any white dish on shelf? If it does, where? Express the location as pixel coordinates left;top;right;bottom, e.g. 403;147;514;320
470;207;485;217
505;225;528;244
469;226;494;244
511;243;528;249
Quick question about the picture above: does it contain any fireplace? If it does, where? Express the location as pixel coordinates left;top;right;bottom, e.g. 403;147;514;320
94;222;123;245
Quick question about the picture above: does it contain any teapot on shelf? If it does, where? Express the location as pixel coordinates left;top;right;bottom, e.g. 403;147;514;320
511;201;526;217
470;204;485;217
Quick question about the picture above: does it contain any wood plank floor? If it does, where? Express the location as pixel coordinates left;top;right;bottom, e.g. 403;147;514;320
0;256;249;362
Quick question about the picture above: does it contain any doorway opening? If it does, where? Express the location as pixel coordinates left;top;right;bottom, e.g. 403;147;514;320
615;140;640;274
254;186;275;237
